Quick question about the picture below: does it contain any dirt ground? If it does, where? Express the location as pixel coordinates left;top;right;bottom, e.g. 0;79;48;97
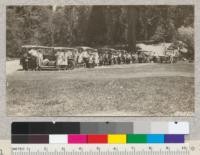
6;61;194;116
6;59;21;75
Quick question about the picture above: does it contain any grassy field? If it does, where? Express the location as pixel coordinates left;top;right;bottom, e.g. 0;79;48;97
7;63;194;116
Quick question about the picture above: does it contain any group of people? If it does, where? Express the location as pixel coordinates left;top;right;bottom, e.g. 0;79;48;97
98;50;132;66
20;45;181;71
76;49;134;68
81;49;180;68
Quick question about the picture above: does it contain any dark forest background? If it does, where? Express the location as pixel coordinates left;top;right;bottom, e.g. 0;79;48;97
6;5;194;58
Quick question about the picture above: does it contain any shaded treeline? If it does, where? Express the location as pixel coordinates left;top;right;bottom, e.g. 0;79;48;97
6;5;194;57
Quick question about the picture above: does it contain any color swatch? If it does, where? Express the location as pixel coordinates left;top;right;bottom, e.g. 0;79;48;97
164;134;185;143
147;134;164;143
87;134;108;143
127;134;147;143
68;134;87;144
108;134;126;144
49;135;67;144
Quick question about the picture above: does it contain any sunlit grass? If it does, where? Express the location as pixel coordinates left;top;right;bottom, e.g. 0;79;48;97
7;63;194;116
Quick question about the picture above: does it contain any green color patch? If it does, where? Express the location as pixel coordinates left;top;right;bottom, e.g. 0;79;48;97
127;134;147;143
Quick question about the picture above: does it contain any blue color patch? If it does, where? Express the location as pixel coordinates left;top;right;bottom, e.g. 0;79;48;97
147;134;164;143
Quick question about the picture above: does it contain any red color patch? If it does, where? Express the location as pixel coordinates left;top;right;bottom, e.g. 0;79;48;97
87;134;108;143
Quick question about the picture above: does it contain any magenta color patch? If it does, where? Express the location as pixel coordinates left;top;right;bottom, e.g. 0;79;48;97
68;134;87;143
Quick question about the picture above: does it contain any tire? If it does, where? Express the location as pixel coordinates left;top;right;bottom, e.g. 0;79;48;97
68;60;75;70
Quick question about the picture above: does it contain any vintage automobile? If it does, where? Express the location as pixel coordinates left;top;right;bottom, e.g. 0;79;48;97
20;45;78;71
75;46;98;68
20;45;54;71
136;50;152;63
54;47;77;70
165;46;180;64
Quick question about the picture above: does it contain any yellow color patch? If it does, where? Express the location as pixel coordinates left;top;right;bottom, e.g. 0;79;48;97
108;134;126;144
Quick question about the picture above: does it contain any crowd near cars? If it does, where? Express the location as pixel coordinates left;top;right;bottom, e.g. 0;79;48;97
20;43;187;71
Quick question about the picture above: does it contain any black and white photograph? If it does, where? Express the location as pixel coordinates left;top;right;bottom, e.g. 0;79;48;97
6;5;194;116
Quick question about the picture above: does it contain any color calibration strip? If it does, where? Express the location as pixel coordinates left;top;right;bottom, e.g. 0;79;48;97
12;134;185;144
12;122;188;144
12;122;189;134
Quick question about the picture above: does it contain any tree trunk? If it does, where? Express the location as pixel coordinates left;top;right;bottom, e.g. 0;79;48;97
87;6;107;46
128;6;138;53
144;22;148;40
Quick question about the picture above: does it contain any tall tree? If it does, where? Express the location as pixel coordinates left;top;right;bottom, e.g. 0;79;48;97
127;6;138;52
87;6;107;46
6;5;194;58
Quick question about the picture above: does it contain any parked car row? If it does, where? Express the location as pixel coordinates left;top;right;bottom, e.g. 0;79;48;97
20;44;182;71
